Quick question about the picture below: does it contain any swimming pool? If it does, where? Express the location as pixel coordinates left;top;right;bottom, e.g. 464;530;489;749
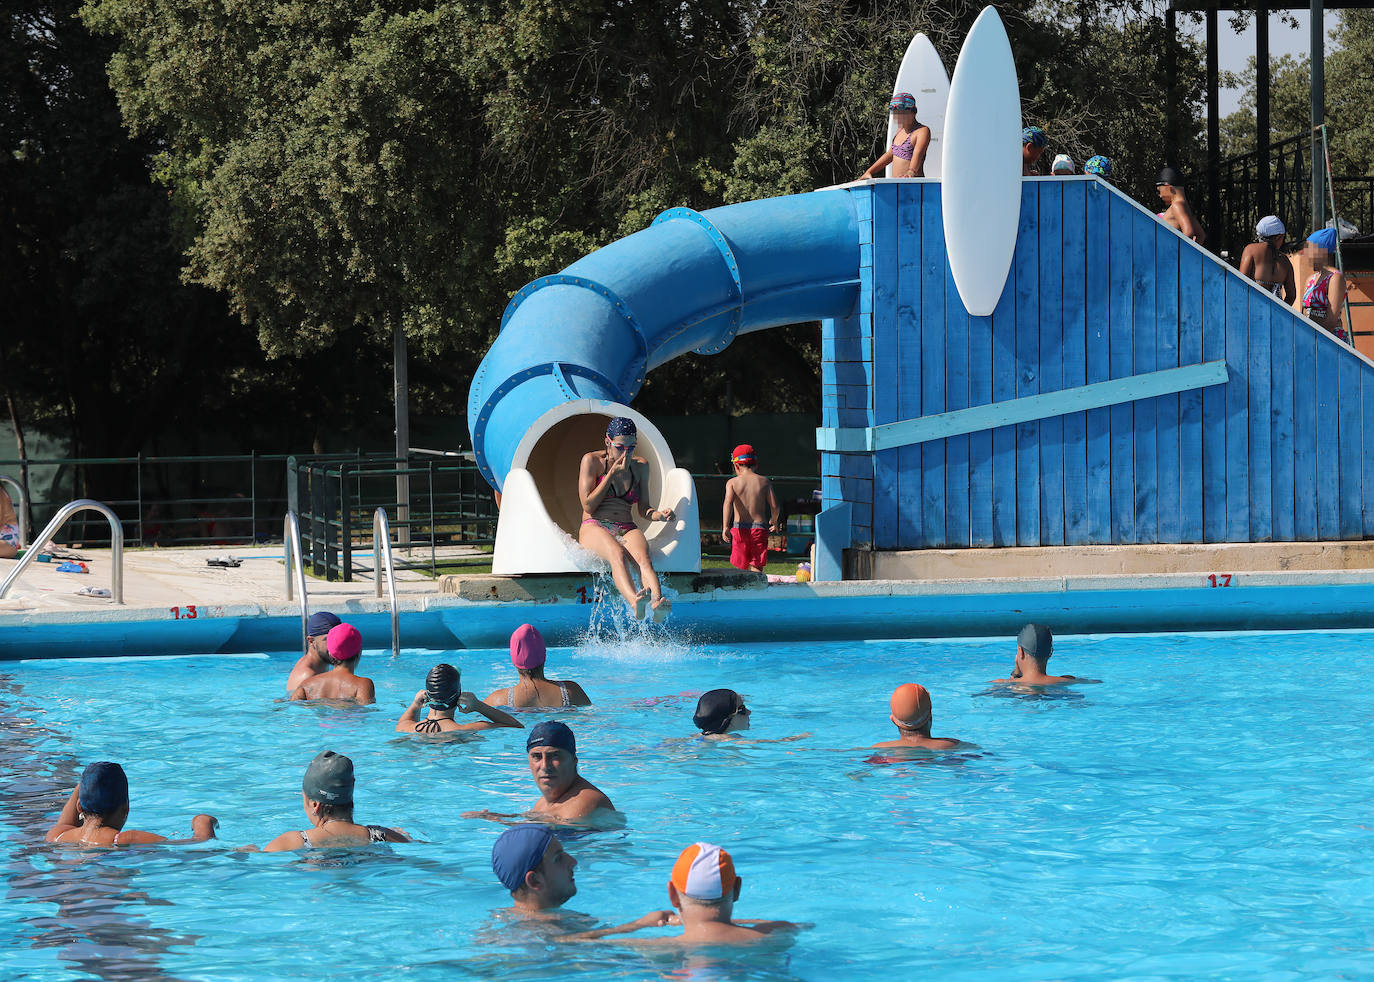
2;629;1372;979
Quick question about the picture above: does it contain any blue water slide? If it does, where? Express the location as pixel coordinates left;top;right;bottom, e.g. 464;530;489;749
467;189;863;488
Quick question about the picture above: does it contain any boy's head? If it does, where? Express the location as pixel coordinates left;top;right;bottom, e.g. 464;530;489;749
731;444;756;471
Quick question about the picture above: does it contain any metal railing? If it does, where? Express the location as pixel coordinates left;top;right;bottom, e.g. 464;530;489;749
290;455;496;582
0;500;124;603
283;511;309;655
0;474;28;548
374;508;399;659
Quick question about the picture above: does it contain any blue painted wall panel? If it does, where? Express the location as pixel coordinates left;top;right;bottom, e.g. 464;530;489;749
871;183;899;548
1108;193;1136;544
1269;303;1296;541
945;259;971;548
1177;247;1205;543
1037;181;1065;546
896;183;923;547
1155;231;1181;543
1061;180;1089;545
1200;261;1228;542
1364;369;1374;537
1316;340;1340;539
919;183;946;547
1084;183;1112;543
1015;184;1042;546
1339;354;1362;539
1131;216;1158;543
1246;294;1273;540
1292;329;1318;540
968;302;996;547
1223;276;1250;541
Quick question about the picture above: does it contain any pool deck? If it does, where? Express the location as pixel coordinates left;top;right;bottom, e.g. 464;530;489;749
7;543;1374;658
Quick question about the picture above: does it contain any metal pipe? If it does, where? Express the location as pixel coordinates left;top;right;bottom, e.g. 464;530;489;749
283;511;309;654
1257;2;1271;215
0;474;29;548
1311;0;1325;231
0;498;123;603
373;507;400;659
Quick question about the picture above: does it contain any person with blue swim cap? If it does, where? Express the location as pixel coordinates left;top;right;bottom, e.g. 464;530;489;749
1084;155;1112;179
46;761;218;847
861;92;932;179
286;610;340;693
465;721;617;825
1022;126;1047;176
1302;226;1349;341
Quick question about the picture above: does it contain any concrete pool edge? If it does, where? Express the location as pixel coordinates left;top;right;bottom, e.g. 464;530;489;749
8;568;1374;658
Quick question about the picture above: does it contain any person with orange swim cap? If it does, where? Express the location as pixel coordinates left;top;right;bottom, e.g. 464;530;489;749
990;623;1096;686
569;842;802;945
873;683;967;750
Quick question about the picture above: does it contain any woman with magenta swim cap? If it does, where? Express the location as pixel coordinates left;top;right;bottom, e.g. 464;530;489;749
484;624;591;708
577;416;675;622
860;92;931;179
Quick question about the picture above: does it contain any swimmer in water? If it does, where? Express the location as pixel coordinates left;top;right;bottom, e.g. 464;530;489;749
289;623;376;704
872;683;967;750
262;751;409;850
860;92;931;179
286;610;340;693
1239;216;1296;303
484;625;591;709
578;417;675;623
570;842;801;945
464;721;617;825
991;623;1093;685
691;689;808;744
45;762;218;846
396;663;524;734
1155;167;1206;244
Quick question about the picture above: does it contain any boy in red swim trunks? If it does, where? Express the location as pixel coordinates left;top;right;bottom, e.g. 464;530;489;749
721;445;780;572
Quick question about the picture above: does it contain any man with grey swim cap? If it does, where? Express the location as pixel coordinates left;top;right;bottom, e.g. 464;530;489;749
991;623;1091;685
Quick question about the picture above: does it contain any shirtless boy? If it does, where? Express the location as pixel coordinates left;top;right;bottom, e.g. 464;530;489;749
289;623;376;704
1239;216;1295;303
721;444;780;572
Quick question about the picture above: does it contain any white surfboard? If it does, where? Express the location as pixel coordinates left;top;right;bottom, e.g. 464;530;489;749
940;7;1022;316
885;33;950;179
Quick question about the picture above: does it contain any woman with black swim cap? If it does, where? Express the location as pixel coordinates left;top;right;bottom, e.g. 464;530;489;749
396;663;524;734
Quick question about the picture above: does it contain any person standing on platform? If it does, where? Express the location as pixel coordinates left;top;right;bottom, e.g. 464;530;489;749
721;444;780;573
1155;167;1206;245
1301;227;1349;341
1240;216;1296;303
861;92;932;179
1021;126;1047;176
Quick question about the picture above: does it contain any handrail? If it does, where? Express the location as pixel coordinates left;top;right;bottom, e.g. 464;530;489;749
283;511;309;654
0;499;123;603
373;507;400;659
0;474;28;548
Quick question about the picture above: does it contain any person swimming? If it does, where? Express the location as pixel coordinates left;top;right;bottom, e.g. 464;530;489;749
289;623;376;704
569;843;801;946
872;683;967;750
286;610;340;693
262;751;409;850
991;623;1095;685
690;688;808;745
396;663;524;734
577;417;675;622
45;762;218;847
464;721;618;825
485;625;591;709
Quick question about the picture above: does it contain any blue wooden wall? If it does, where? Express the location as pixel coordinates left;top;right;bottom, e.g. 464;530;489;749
820;177;1371;550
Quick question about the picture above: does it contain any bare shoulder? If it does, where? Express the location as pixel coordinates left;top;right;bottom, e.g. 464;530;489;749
264;830;306;852
115;828;169;846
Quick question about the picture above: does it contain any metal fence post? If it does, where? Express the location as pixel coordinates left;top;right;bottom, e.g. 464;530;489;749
337;463;351;583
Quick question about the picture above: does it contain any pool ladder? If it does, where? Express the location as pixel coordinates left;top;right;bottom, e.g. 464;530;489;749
0;499;124;603
282;509;399;658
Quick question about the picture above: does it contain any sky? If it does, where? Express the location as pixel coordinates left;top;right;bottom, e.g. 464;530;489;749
1179;8;1328;117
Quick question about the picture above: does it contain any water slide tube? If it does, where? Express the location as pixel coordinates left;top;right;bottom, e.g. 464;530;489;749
467;190;862;574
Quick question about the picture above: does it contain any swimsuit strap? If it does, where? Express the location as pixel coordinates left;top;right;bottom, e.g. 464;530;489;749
414;717;444;734
558;680;571;708
366;825;389;843
300;829;311;848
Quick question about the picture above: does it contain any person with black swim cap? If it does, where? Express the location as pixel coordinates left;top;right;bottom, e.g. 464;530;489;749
691;689;808;744
1155;167;1206;245
46;761;218;847
396;663;523;734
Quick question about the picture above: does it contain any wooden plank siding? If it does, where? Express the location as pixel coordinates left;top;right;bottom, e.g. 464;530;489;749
834;177;1374;550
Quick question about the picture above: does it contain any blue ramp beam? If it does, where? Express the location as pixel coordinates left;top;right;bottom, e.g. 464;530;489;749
816;360;1231;453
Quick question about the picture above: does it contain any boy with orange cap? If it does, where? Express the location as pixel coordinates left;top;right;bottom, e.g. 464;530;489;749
872;683;966;750
721;444;781;572
572;842;800;945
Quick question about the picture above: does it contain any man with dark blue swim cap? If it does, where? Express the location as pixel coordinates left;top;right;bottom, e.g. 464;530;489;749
287;610;341;693
492;824;578;910
525;721;615;821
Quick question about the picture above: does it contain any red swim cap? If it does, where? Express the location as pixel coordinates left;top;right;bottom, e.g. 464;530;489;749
731;444;755;463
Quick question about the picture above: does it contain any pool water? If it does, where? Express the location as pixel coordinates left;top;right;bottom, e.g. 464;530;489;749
3;628;1374;980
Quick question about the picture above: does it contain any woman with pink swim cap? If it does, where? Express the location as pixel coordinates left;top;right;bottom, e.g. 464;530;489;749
484;625;591;709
